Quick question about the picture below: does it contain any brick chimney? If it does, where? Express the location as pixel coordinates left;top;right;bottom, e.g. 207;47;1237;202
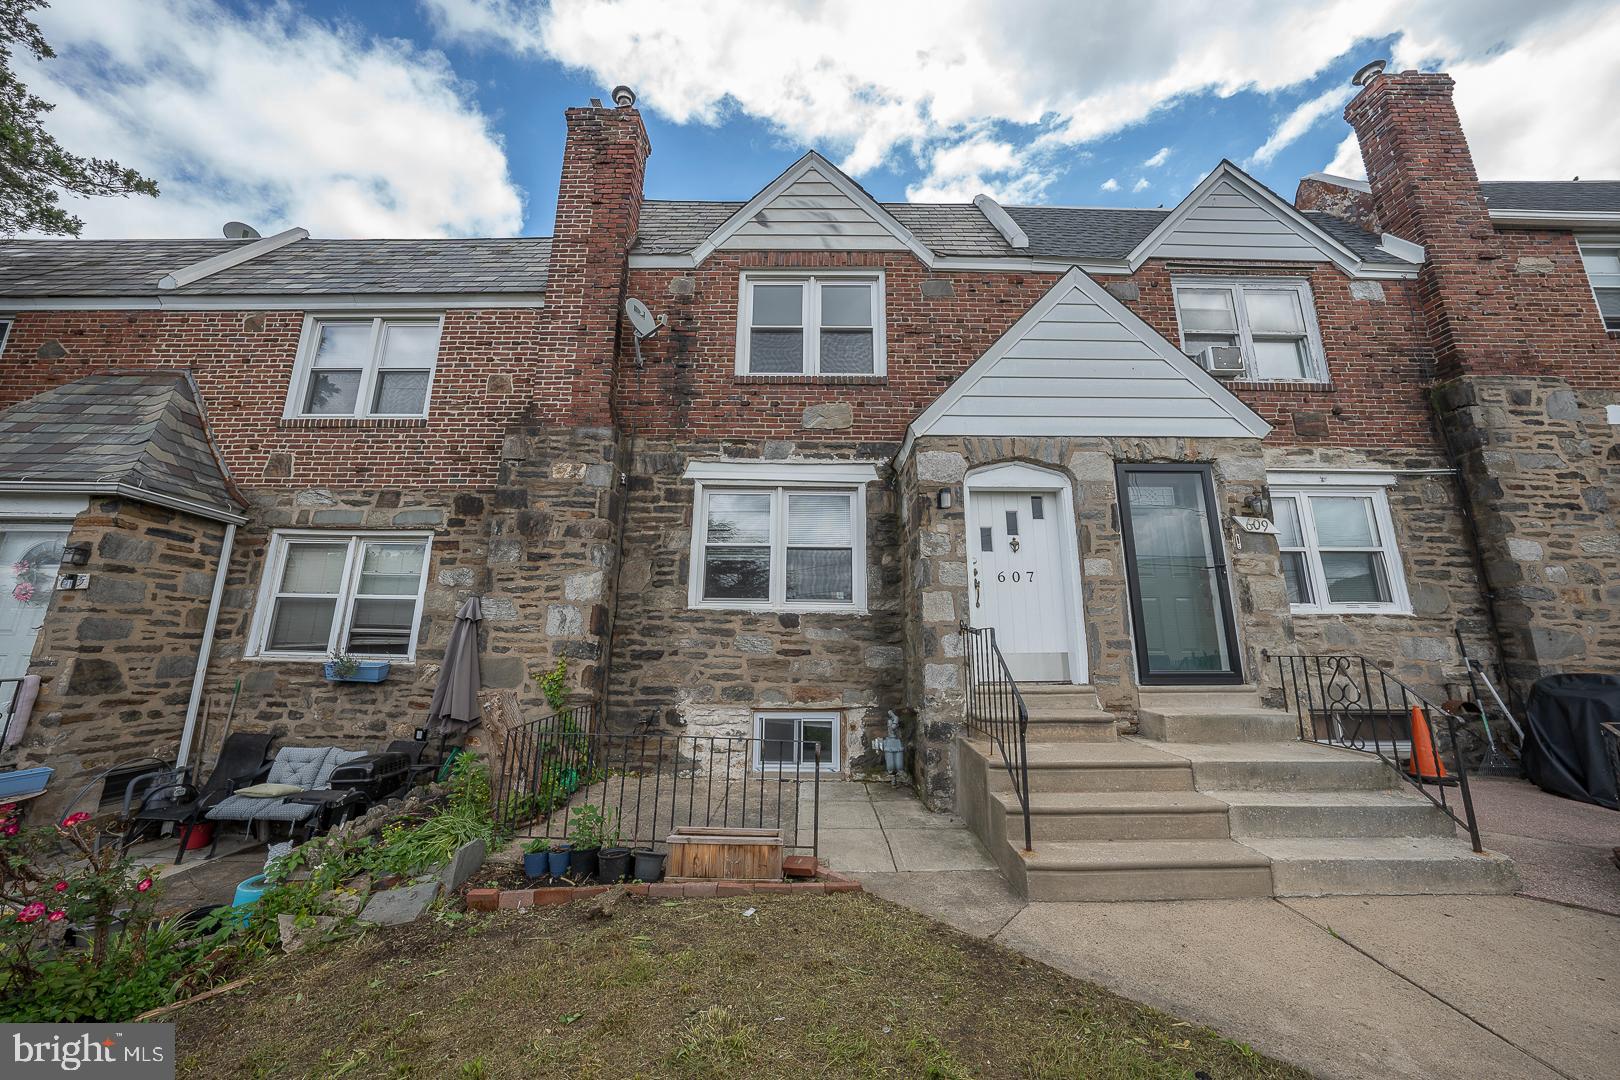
1344;70;1507;381
537;97;651;427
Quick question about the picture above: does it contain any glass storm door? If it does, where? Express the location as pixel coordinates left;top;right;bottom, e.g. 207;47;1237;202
0;524;69;709
1117;466;1242;685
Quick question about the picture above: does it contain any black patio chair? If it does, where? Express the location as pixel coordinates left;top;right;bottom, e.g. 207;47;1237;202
120;732;275;864
387;738;441;792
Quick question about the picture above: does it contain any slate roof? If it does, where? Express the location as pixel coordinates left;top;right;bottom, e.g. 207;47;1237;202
0;238;552;297
0;372;245;517
1481;181;1620;214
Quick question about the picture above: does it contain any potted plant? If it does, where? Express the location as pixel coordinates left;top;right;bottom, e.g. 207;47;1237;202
631;847;666;883
566;806;606;882
546;840;572;879
323;651;390;683
522;837;550;880
596;813;630;884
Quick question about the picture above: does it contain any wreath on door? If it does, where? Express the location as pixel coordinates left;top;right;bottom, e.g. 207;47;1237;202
8;540;64;606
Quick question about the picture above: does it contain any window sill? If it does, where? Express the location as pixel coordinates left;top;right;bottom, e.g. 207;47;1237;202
688;602;869;616
733;374;886;385
1223;380;1336;394
279;416;430;429
1289;606;1411;617
247;653;417;666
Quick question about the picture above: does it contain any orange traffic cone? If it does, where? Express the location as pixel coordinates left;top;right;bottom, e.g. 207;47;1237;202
1406;705;1449;781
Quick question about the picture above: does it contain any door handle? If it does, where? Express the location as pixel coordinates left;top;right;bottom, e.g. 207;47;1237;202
1009;537;1020;553
972;566;981;609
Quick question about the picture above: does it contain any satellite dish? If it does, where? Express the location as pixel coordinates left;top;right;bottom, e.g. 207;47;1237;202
625;296;658;339
222;221;260;240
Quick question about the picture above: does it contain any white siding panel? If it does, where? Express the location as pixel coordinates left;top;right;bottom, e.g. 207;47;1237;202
949;396;1233;419
929;415;1253;438
733;220;897;237
1004;338;1163;361
971;376;1203;398
718;167;911;252
716;232;908;251
1153;184;1332;263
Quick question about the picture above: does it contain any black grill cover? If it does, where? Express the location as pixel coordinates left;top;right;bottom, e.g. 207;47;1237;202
1523;674;1620;810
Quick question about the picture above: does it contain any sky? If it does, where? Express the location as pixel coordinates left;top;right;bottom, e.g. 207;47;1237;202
20;0;1620;240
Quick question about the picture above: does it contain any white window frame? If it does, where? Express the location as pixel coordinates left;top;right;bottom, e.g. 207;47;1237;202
734;271;887;376
1270;484;1410;615
1171;277;1328;382
282;314;444;419
247;530;434;661
686;477;869;614
752;711;840;773
0;316;12;355
1577;237;1620;332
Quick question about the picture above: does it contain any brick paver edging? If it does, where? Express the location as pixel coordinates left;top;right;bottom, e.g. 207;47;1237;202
467;868;862;912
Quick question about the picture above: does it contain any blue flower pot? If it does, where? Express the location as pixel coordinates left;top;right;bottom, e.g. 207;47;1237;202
323;660;390;683
523;852;548;880
546;843;571;878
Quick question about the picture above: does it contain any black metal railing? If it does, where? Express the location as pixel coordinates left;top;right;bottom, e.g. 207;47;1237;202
961;623;1032;852
492;704;820;855
1268;653;1483;852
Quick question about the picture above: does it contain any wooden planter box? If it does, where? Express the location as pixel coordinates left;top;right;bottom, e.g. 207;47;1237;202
665;827;784;882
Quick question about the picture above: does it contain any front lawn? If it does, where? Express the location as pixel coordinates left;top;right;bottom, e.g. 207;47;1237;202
174;891;1306;1079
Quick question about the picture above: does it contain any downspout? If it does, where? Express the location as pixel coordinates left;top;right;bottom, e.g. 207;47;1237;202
175;520;236;769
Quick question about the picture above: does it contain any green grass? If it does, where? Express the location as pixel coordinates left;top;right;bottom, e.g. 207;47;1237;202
172;892;1307;1079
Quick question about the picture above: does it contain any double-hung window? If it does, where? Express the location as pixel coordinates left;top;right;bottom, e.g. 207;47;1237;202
0;317;11;355
286;316;442;418
737;273;885;376
754;712;839;772
1271;486;1409;614
250;532;432;660
1172;278;1326;381
1577;241;1620;331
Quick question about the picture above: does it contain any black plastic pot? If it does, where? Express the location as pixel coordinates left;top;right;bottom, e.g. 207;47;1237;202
631;848;666;883
597;846;631;883
568;846;600;883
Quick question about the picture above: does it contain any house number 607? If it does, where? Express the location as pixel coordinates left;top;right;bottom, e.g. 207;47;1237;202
996;571;1034;583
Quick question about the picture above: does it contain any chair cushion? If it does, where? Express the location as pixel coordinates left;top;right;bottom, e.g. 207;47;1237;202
265;747;334;788
206;794;318;823
234;783;305;798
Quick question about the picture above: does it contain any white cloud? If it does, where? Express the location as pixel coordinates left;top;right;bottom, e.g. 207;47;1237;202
23;0;523;238
1142;147;1171;168
1132;177;1151;192
1326;133;1366;180
903;135;1056;203
1100;178;1120;192
428;0;1620;198
1248;85;1354;167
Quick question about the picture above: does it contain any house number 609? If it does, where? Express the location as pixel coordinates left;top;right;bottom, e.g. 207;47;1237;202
996;571;1034;583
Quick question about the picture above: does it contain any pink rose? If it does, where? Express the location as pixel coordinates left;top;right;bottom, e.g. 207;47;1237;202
16;902;46;923
1;822;18;838
53;881;68;893
60;812;91;828
47;910;65;922
136;878;152;893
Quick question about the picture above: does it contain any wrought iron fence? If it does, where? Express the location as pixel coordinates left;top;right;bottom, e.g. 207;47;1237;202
492;704;820;854
1268;652;1482;852
960;623;1032;852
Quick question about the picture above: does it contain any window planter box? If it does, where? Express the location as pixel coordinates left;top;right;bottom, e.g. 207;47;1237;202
323;660;390;683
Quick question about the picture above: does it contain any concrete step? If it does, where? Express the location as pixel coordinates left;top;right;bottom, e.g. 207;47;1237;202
1137;708;1299;744
993;790;1230;841
1212;790;1458;839
979;740;1196;793
1143;740;1399;793
1022;839;1274;901
1020;682;1104;706
1137;684;1262;712
1022;713;1119;742
1245;836;1519;897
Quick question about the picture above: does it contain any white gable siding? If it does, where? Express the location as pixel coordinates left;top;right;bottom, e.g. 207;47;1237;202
1150;180;1333;263
716;168;908;252
914;278;1266;442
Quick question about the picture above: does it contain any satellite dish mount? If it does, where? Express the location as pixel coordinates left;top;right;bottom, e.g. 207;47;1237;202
624;296;667;369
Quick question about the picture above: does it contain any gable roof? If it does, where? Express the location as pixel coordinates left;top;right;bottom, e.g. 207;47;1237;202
0;372;247;521
901;267;1270;458
1482;181;1620;214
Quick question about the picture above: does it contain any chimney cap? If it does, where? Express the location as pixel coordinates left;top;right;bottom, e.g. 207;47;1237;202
611;85;637;108
1351;59;1387;87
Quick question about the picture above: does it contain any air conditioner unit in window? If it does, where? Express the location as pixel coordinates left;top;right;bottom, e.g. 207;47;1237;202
1197;345;1245;378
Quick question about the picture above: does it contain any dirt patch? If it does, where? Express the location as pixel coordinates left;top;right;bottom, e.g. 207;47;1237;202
173;893;1306;1079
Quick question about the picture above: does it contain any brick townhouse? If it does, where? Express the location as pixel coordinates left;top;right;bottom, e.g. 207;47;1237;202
0;67;1614;897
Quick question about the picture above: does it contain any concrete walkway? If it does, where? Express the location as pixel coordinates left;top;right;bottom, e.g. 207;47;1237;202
1468;775;1620;915
822;781;1620;1080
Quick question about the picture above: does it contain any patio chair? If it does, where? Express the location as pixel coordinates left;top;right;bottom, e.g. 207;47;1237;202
386;738;441;791
120;732;275;865
204;745;368;847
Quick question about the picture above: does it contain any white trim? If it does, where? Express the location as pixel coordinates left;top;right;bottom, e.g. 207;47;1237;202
0;481;245;523
0;493;89;519
157;227;309;290
973;194;1029;249
1265;470;1398;487
683;461;880;484
282;314;443;420
1576;237;1620;332
686;481;869;614
1271;485;1411;616
0;293;547;312
900;267;1271;461
692;151;934;266
752;711;841;772
1489;209;1620;229
0;315;11;355
1378;233;1425;264
246;530;434;662
628;252;1140;276
1171;276;1329;383
733;271;886;376
962;461;1089;684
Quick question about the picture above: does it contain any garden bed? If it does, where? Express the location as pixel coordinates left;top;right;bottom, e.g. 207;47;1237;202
468;862;860;910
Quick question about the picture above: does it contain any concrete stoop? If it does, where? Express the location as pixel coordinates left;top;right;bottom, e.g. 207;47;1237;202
956;690;1519;901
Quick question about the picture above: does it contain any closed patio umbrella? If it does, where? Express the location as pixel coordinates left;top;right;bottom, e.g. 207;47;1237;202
426;596;484;743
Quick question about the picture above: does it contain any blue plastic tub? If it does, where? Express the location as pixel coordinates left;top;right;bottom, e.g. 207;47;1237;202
322;660;390;683
232;873;270;924
0;766;53;799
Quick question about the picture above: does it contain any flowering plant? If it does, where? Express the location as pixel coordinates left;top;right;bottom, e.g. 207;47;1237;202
7;551;55;607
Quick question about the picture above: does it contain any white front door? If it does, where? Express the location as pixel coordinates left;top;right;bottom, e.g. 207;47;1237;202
967;488;1078;682
0;525;69;699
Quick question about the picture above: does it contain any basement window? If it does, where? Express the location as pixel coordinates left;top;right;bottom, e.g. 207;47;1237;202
249;531;432;661
285;315;442;418
754;712;839;772
1270;486;1410;615
1578;241;1620;331
736;272;886;376
1172;278;1327;381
